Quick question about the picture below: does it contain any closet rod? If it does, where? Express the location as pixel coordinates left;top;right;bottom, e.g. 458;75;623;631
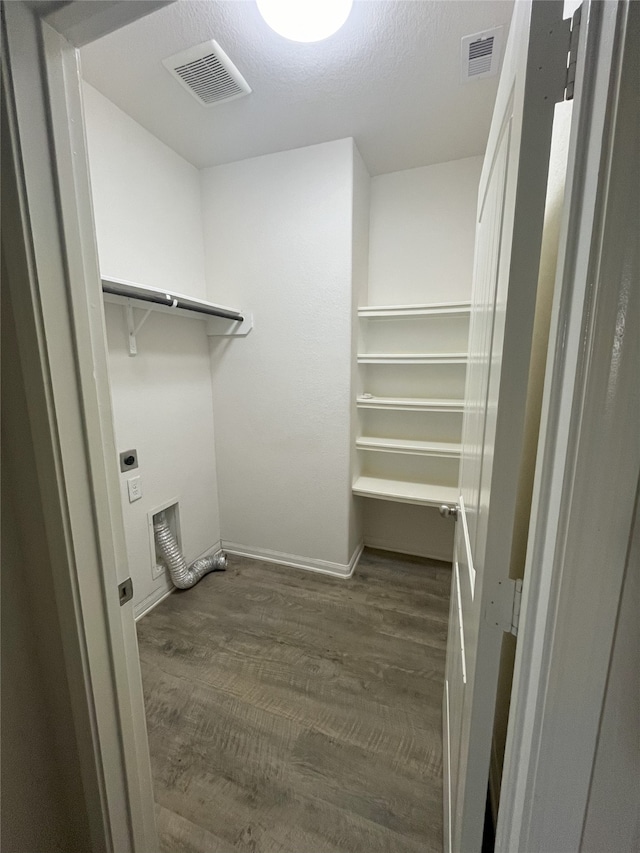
101;279;244;322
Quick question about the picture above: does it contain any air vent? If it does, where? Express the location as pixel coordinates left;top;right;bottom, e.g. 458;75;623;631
163;40;251;106
460;27;504;83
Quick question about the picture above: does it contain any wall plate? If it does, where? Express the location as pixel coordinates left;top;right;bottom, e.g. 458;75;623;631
119;448;138;472
147;497;181;581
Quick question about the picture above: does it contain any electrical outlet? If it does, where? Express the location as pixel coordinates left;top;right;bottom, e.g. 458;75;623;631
127;476;142;503
119;448;138;472
152;561;165;580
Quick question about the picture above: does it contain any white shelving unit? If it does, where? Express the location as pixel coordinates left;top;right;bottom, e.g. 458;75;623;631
357;352;467;364
357;396;464;412
356;437;461;458
353;302;468;507
352;477;459;508
358;301;471;319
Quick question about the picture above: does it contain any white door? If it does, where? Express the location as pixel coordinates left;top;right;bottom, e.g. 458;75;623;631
443;2;579;850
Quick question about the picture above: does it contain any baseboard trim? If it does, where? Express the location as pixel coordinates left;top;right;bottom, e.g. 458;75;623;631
192;539;223;563
222;541;364;579
135;585;174;621
363;537;452;564
135;540;224;620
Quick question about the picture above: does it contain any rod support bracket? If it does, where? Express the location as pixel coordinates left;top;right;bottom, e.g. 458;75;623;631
125;301;152;356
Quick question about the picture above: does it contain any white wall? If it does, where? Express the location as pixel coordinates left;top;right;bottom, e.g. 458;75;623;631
201;139;360;572
368;156;483;305
83;83;221;615
363;501;455;562
83;83;206;297
84;81;482;582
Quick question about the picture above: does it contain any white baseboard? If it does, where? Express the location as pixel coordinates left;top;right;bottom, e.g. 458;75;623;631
191;539;223;563
222;541;364;579
363;537;452;564
135;539;223;620
135;585;174;621
136;541;362;618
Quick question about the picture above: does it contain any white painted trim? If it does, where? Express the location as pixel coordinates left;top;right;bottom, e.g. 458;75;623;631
2;3;184;850
41;19;159;849
193;540;225;563
135;586;174;622
44;0;173;47
223;542;364;579
497;2;639;849
362;538;451;564
2;18;114;851
135;539;224;619
443;679;453;853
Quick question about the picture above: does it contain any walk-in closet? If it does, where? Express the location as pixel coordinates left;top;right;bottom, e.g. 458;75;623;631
78;1;507;850
6;1;638;852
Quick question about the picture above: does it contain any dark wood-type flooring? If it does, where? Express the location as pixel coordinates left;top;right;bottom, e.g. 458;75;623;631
137;548;451;853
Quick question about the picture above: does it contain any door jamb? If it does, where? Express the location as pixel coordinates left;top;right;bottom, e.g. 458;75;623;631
2;2;173;850
497;1;638;848
5;0;637;850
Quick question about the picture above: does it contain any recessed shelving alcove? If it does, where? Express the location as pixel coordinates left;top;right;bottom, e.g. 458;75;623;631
353;301;468;509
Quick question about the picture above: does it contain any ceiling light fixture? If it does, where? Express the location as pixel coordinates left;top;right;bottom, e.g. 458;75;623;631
256;0;353;43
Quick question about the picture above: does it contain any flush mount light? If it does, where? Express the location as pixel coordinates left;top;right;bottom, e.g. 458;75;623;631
256;0;353;43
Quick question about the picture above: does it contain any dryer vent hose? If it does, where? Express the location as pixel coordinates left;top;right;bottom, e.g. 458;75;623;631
153;511;227;590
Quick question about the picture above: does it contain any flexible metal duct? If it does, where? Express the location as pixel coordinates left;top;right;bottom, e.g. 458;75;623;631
153;511;227;589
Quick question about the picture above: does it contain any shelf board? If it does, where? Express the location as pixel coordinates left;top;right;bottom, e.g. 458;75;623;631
357;396;464;412
357;352;468;364
352;476;458;507
358;302;471;319
357;437;461;458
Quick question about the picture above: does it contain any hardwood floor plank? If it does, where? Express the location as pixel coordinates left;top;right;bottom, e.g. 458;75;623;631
138;547;451;853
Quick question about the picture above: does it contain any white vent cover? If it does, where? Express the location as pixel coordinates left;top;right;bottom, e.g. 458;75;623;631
163;40;251;106
460;27;504;83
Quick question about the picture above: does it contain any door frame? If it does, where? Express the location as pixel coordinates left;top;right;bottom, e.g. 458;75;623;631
2;1;636;851
497;1;639;849
2;2;172;851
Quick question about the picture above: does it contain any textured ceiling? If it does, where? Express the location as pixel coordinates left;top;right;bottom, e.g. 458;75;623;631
80;0;513;175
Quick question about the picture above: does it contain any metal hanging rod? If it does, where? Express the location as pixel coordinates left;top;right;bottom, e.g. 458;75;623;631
101;278;244;322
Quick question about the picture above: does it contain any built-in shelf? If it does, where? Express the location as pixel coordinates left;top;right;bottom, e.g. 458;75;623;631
354;300;467;514
356;437;461;458
358;302;471;319
357;352;468;364
356;395;464;412
352;476;458;508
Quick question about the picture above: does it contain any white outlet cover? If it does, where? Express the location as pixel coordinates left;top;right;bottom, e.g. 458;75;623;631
127;476;142;502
